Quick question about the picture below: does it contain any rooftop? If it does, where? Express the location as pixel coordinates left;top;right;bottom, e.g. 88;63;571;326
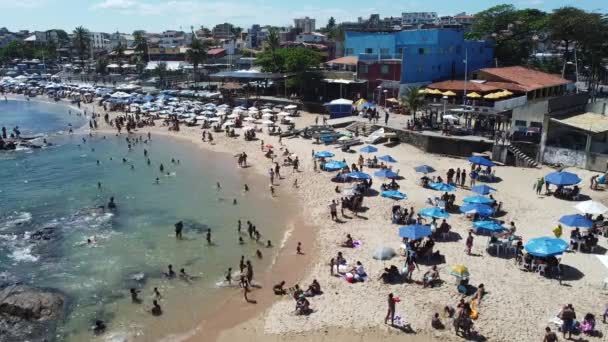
427;80;527;93
478;66;571;92
325;56;359;66
551;112;608;134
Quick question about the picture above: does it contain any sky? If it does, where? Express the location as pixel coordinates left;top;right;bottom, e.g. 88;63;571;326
0;0;606;33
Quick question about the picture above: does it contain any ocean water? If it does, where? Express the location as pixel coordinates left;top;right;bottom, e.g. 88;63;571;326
0;100;294;341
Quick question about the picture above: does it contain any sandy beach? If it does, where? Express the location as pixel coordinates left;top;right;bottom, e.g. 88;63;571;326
8;93;608;342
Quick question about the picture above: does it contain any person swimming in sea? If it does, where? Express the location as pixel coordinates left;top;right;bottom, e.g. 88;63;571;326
147;158;151;166
267;240;272;248
159;163;164;172
122;158;127;163
233;198;237;205
256;250;263;259
155;177;160;184
244;184;249;192
216;182;221;191
225;268;233;284
96;160;100;165
151;300;162;316
238;219;242;234
164;264;176;278
130;165;134;170
107;197;116;209
144;149;148;157
239;236;244;245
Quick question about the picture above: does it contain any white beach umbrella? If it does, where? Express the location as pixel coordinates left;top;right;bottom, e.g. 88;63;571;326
248;107;258;112
285;104;297;110
261;120;274;125
222;121;235;127
208;117;220;122
277;112;290;116
284;116;295;121
195;115;206;120
574;200;608;215
243;117;255;122
262;113;274;118
261;108;273;113
227;113;240;119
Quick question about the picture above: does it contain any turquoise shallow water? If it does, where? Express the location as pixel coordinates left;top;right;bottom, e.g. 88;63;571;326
0;100;292;341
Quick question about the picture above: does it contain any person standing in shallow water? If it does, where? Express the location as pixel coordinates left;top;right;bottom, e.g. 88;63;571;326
206;229;212;245
175;221;183;239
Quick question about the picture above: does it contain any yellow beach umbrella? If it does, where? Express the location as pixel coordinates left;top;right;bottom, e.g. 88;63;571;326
354;99;367;106
419;89;428;94
483;92;499;99
467;92;481;98
426;88;441;95
500;89;513;96
338;136;351;141
450;264;470;278
443;90;456;96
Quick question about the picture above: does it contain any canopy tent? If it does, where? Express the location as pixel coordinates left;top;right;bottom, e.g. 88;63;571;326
324;98;354;119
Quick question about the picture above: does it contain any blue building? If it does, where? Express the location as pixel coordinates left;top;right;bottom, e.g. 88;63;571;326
345;29;494;91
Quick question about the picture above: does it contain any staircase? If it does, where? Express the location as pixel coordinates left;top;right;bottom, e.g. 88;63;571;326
508;144;539;168
346;122;376;137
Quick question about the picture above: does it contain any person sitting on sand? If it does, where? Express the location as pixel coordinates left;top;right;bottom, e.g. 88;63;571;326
431;312;444;329
295;294;311;315
582;313;596;335
273;281;287;295
151;300;162;316
473;283;485;304
349;261;367;282
423;266;440;288
341;234;354;248
292;284;303;299
305;279;322;296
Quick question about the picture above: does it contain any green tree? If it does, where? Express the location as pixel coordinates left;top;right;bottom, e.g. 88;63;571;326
327;17;336;30
263;28;281;72
133;30;148;61
96;58;109;74
72;26;90;68
548;7;588;60
400;87;425;120
256;47;322;97
113;41;125;60
186;34;207;84
155;61;168;87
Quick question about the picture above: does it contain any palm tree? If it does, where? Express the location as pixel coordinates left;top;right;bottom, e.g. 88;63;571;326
186;35;207;85
155;62;168;88
133;30;148;62
400;87;426;121
72;26;90;69
265;28;281;72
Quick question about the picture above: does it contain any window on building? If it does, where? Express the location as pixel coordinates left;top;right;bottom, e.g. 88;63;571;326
380;48;389;55
365;48;373;54
396;47;403;55
530;121;543;128
381;65;389;74
359;64;368;73
418;48;424;55
345;48;354;55
515;120;527;127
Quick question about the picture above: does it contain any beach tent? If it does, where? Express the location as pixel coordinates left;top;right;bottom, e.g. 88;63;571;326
399;225;432;240
460;203;494;217
471;185;496;195
468;156;495;167
473;220;507;233
419;207;450;219
360;145;378;153
372;246;396;260
414;165;436;174
314;151;334;158
374;169;399;179
324;98;353;119
378;155;397;163
381;190;407;200
463;196;494;205
574;200;608;215
524;237;568;257
558;214;593;228
429;182;456;192
544;171;581;186
345;172;371;180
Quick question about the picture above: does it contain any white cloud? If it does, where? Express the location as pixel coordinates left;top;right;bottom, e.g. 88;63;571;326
92;0;138;10
0;0;47;9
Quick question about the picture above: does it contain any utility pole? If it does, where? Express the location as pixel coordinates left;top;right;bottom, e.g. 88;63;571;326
463;48;468;106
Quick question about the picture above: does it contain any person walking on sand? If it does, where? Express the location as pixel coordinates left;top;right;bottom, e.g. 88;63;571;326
465;231;474;255
329;200;338;221
297;242;303;255
385;293;396;325
460;170;467;188
535;177;544;195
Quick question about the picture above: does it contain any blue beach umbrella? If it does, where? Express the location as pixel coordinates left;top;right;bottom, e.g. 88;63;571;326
468;156;495;167
414;165;436;174
381;190;407;200
374;169;399;179
558;214;593;228
544;171;581;186
459;203;494;217
429;182;456;192
324;160;347;171
399;225;432;240
471;184;496;195
524;237;569;257
345;172;371;180
419;207;450;219
473;220;507;233
360;145;378;153
314;151;334;158
463;195;494;205
378;155;397;163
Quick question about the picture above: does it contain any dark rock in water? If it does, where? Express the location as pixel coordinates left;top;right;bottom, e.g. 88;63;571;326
30;227;57;241
0;285;65;342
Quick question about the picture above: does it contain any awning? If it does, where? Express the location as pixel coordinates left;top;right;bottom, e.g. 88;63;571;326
323;78;366;84
551;112;608;134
